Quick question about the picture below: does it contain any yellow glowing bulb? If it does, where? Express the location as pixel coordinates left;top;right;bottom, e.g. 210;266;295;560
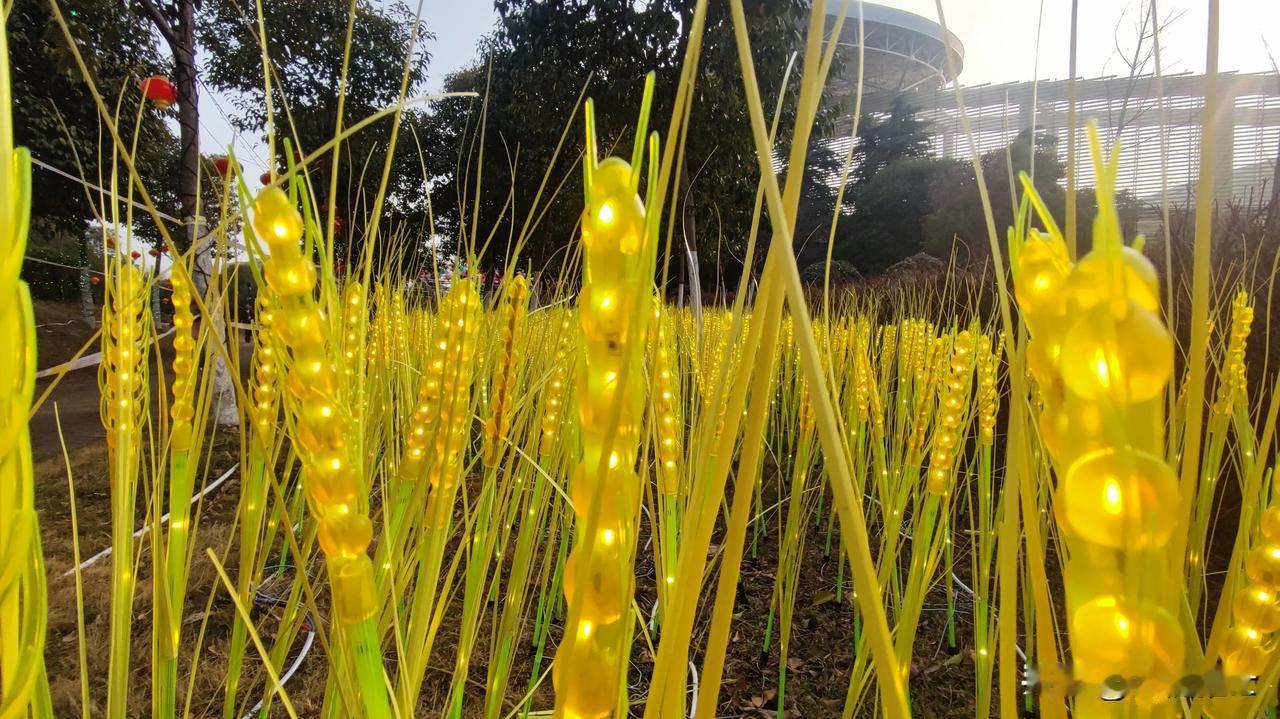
1093;354;1111;387
579;620;594;639
600;529;616;546
1103;479;1123;515
598;202;615;225
1114;612;1131;638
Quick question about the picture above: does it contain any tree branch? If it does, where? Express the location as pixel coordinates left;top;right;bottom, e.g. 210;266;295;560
134;0;179;49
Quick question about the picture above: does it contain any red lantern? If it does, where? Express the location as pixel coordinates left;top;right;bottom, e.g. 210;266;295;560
211;156;238;178
260;171;272;185
130;250;141;260
140;75;177;109
333;215;344;234
148;248;160;257
160;246;169;254
90;275;101;286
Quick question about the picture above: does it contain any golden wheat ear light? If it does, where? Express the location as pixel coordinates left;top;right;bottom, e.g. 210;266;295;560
0;18;48;710
221;288;283;719
555;75;660;719
251;185;391;718
484;274;530;467
540;314;574;457
99;255;151;719
927;329;975;495
155;257;203;718
396;276;482;713
1013;125;1182;709
650;302;682;614
1213;290;1253;418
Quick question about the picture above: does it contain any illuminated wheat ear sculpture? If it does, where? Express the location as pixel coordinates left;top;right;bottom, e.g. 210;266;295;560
1013;122;1181;711
251;185;391;718
0;18;47;712
553;72;659;719
483;274;530;467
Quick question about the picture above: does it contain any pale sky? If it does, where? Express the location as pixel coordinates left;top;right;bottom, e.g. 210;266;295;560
901;0;1279;85
197;0;1280;181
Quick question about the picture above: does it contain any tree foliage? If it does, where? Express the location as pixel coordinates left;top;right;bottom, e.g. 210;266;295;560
199;0;432;250
422;0;822;280
11;0;180;247
812;104;1142;274
920;129;1140;265
794;96;937;271
850;94;932;185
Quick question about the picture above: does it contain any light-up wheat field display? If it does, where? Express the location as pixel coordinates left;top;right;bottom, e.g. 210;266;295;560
3;0;1279;716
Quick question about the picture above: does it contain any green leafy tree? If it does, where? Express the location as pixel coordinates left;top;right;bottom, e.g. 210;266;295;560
133;0;201;245
422;0;821;285
850;94;931;185
200;0;431;254
819;112;1142;274
797;94;934;272
838;156;966;272
12;0;180;246
12;0;205;307
922;129;1140;264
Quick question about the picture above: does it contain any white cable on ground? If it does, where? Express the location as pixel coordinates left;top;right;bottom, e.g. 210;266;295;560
65;461;239;576
687;660;699;719
242;621;316;719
